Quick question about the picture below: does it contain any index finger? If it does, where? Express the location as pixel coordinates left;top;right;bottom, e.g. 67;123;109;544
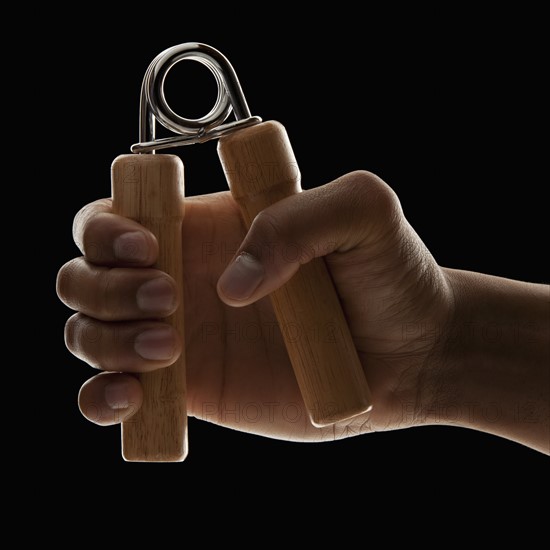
72;198;158;267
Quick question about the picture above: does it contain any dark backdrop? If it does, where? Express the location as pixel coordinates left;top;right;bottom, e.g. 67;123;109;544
46;13;546;514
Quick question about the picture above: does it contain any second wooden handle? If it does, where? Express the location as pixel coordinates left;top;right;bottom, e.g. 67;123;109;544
218;121;372;426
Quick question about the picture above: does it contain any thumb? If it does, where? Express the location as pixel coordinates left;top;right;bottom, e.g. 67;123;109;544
217;171;402;307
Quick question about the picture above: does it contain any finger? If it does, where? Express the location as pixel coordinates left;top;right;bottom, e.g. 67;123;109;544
78;372;143;426
65;314;182;372
56;258;178;321
217;171;402;306
73;198;158;266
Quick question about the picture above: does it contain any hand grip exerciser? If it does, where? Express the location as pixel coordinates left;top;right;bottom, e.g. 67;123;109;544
119;43;372;461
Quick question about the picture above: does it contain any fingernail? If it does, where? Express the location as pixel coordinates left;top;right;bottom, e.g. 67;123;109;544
137;278;176;314
104;380;130;410
134;328;176;361
114;231;148;262
218;252;264;300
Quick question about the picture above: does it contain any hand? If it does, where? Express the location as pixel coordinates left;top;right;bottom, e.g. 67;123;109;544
57;171;549;453
57;171;451;441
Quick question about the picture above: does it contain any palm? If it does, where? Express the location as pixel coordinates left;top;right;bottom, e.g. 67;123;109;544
181;191;450;441
182;193;302;439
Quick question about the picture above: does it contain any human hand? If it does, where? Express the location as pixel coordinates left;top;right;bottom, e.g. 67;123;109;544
56;171;454;441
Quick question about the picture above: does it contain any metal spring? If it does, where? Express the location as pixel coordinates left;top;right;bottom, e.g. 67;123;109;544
131;42;261;153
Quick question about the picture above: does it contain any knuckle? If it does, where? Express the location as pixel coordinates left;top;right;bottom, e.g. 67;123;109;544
73;203;97;251
72;199;111;254
56;259;81;306
64;313;80;355
64;314;104;366
252;209;283;240
248;210;287;259
251;208;298;248
82;213;111;263
341;171;403;235
348;170;402;220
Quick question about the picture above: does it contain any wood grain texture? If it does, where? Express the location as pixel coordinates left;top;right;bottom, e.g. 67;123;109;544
112;154;187;461
218;121;372;426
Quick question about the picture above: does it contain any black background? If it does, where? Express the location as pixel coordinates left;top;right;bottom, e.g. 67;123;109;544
44;10;546;515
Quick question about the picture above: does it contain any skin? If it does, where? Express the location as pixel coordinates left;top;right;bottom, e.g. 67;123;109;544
56;171;549;454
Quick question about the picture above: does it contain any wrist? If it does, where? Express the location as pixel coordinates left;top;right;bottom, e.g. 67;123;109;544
423;268;549;453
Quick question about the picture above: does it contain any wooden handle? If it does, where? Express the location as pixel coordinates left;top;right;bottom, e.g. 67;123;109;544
218;121;372;426
111;154;187;461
